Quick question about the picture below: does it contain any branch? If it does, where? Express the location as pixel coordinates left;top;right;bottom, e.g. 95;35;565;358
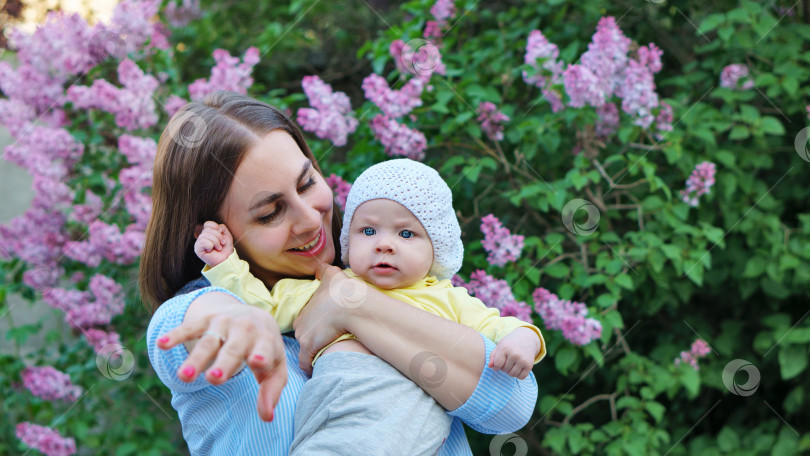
562;393;618;426
592;158;648;189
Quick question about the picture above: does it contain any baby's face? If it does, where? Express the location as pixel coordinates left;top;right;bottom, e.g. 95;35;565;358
347;199;434;289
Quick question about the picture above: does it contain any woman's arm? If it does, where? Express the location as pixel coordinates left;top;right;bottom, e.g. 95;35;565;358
151;287;288;422
293;266;538;432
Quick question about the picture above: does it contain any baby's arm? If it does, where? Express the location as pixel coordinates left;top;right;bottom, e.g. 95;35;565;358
194;221;234;268
489;327;543;379
195;221;319;332
450;286;545;379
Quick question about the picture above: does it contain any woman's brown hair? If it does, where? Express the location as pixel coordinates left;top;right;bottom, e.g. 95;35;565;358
139;91;342;312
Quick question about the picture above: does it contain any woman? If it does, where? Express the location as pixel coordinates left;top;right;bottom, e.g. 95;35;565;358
141;91;538;455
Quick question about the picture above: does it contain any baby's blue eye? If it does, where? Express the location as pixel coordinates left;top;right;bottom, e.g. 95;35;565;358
400;230;413;238
363;227;376;236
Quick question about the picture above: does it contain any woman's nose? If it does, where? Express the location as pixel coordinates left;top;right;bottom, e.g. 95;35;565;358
290;196;322;236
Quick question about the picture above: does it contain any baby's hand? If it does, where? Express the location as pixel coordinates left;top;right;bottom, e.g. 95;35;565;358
489;327;541;380
194;221;234;268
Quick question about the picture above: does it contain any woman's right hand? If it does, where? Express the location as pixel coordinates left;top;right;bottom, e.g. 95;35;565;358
156;291;287;422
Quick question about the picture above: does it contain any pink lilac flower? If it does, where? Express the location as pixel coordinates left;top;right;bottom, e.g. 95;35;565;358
679;161;716;207
188;47;260;101
467;270;527;312
43;274;125;329
0;208;68;285
390;40;446;81
522;30;564;89
424;21;442;40
325;174;351;212
579;16;631;98
163;95;188;117
655;102;673;138
165;0;202;28
84;328;122;353
3;126;83;179
476;102;510;142
720;64;754;90
369;115;427;160
674;338;711;370
15;422;76;456
563;64;605;108
296;75;358;146
0;98;36;136
500;300;533;323
480;214;524;267
118;134;157;167
23;265;64;290
618;59;659;128
0;61;64;113
533;287;602;346
7;12;97;77
595;102;620;138
22;366;82;402
363;73;424;118
430;0;456;25
450;274;470;290
109;0;165;53
124;192;152;230
637;43;663;73
67;59;159;130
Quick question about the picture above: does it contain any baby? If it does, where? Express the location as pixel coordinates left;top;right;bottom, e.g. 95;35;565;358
195;159;546;455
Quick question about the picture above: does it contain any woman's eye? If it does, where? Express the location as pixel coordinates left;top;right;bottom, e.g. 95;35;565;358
258;209;280;224
299;177;316;192
400;230;413;238
362;227;376;236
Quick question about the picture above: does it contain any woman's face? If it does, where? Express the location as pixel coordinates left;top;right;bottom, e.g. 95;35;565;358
218;130;335;286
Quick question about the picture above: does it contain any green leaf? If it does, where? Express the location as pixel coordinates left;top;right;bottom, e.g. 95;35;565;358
742;256;766;278
778;345;808;380
644;401;665;423
614;274;633;290
729;125;750;140
760;116;786;135
698;13;725;34
680;366;701;397
784;327;810;344
684;262;704;286
115;442;139;456
718;426;740;451
555;346;577;373
544;263;569;279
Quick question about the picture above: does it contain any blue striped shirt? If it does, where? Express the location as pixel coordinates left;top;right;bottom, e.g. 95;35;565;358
146;282;538;455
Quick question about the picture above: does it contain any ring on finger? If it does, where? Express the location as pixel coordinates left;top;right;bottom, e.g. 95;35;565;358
202;330;226;345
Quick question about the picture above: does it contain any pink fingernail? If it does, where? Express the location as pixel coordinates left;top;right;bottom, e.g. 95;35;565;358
210;368;223;378
182;366;196;377
158;336;170;344
253;355;265;361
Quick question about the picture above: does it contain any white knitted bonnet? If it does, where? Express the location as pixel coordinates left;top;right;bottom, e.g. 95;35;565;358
340;159;463;280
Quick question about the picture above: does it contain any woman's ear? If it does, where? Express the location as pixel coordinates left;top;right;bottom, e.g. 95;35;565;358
194;224;204;239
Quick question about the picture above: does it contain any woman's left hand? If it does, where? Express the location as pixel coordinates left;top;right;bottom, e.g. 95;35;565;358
293;264;364;374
